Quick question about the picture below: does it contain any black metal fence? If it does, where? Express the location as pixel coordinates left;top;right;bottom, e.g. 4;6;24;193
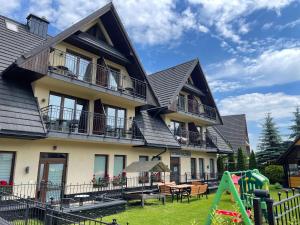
253;189;300;225
0;193;124;225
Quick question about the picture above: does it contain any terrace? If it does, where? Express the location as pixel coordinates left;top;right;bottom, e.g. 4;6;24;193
177;95;217;122
40;105;144;143
48;49;147;101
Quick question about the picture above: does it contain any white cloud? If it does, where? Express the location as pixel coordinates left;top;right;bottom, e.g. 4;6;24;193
276;18;300;30
207;47;300;90
188;0;296;42
23;0;202;46
0;0;20;14
218;92;300;121
262;22;273;30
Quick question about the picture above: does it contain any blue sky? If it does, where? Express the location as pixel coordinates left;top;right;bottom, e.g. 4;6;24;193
1;0;300;150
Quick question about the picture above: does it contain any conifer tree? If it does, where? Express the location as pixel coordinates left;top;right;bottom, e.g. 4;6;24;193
290;106;300;140
256;113;282;164
236;148;246;171
227;153;235;171
248;151;257;169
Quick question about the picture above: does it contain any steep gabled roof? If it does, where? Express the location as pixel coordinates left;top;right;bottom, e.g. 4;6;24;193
148;59;222;123
206;127;233;154
148;59;198;107
3;2;158;106
0;76;46;138
0;16;47;73
215;114;250;154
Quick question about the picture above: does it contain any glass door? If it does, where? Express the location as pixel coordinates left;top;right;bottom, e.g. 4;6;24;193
170;157;180;184
37;154;67;203
199;158;205;180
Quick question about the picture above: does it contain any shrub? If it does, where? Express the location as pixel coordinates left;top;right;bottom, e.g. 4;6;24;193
273;182;283;189
263;165;284;184
248;151;257;169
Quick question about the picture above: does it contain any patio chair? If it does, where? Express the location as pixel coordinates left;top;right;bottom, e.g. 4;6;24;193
159;185;179;202
199;184;208;199
180;185;200;203
191;181;203;186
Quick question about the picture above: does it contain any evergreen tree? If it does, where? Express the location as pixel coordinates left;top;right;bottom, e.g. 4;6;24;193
236;148;246;171
217;156;224;178
227;154;235;171
290;106;300;140
256;113;282;165
248;151;257;169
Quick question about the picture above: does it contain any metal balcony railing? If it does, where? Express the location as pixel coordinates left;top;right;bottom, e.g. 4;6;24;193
177;95;217;120
41;105;143;140
172;130;217;149
48;49;147;99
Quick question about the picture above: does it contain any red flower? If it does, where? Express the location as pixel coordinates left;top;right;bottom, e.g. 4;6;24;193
9;181;13;186
0;180;8;186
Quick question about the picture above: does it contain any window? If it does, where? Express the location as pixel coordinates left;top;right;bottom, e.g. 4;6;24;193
199;158;205;179
65;50;92;81
105;105;126;136
107;67;120;91
177;94;186;111
191;158;197;179
210;159;215;178
114;155;126;176
94;155;108;180
48;93;89;133
0;152;15;183
170;120;186;137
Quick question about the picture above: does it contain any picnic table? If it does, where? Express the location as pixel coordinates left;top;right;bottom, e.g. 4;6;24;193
123;191;166;207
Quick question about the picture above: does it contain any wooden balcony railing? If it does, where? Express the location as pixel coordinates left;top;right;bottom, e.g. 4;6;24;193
177;96;217;120
48;49;147;99
40;105;143;140
172;130;217;149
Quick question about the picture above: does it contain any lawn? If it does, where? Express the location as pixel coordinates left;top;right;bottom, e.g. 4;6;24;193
103;187;290;225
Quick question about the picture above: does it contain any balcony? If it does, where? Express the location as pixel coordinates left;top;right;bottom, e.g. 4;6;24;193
48;49;147;100
40;105;144;142
173;130;217;150
177;96;217;121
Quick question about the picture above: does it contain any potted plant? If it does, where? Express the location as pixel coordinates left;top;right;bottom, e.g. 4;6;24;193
0;180;13;195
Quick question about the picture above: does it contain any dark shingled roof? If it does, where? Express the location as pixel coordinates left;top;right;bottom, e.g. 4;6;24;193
215;114;250;154
0;16;46;73
135;110;180;148
206;127;233;154
0;16;47;138
0;76;46;138
148;59;197;107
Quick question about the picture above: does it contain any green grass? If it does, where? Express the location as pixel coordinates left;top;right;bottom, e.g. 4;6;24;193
103;194;236;225
103;188;294;225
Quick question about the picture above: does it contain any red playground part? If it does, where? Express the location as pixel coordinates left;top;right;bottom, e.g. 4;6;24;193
216;209;251;223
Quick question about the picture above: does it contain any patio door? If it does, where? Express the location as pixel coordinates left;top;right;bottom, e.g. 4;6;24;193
170;157;180;184
37;153;67;203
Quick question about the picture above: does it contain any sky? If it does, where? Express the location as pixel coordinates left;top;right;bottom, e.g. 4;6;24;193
1;0;300;150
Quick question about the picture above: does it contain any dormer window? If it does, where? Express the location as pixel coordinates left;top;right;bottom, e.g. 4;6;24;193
87;24;107;42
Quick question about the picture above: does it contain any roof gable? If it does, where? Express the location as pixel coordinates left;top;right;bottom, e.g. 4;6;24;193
148;59;198;108
148;59;222;123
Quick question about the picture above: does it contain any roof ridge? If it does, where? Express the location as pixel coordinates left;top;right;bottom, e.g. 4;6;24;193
148;58;198;76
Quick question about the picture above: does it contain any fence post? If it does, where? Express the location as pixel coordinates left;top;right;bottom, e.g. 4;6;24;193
24;197;30;225
253;198;262;225
266;198;275;225
185;173;187;183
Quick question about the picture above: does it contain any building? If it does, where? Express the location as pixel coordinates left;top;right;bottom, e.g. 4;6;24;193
0;3;232;195
214;114;250;155
278;138;300;188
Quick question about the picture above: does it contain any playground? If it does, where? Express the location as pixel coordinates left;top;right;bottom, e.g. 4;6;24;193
104;170;299;225
103;185;283;225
